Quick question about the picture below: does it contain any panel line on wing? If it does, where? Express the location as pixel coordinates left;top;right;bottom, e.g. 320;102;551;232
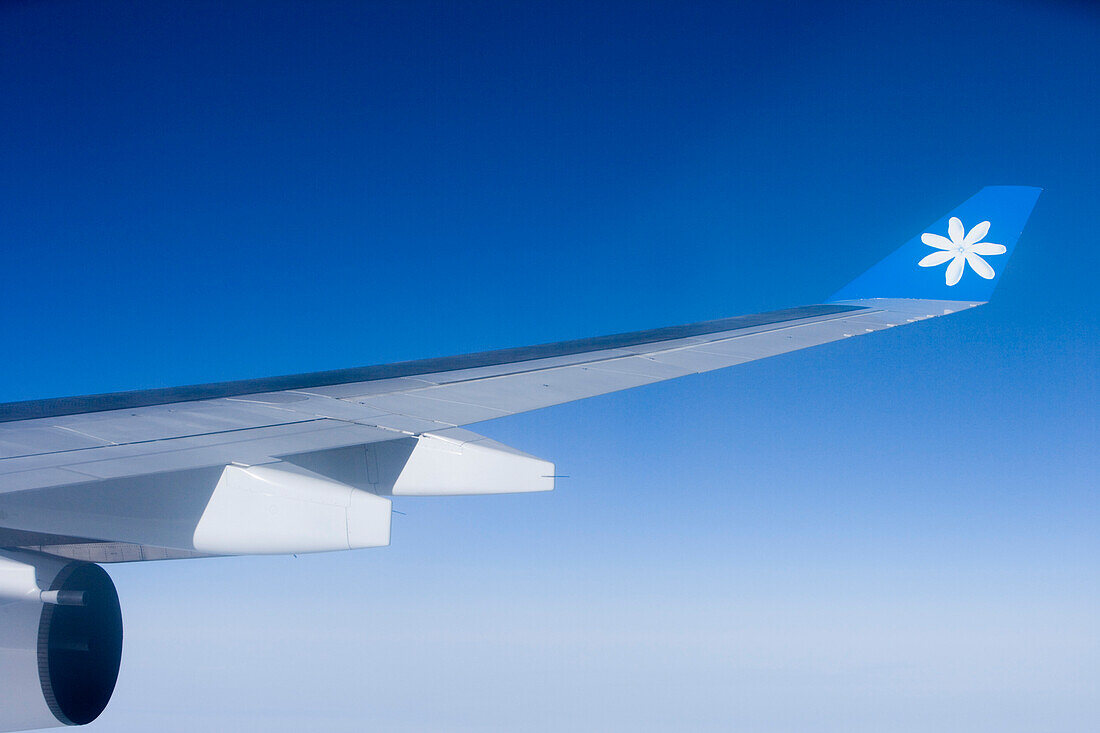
0;419;331;464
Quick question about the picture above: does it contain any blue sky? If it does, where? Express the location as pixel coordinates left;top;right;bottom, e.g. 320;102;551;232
2;1;1097;731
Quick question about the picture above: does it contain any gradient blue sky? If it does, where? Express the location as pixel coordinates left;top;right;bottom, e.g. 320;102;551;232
2;2;1097;731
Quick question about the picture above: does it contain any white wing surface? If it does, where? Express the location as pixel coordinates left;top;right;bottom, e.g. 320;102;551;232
0;187;1041;563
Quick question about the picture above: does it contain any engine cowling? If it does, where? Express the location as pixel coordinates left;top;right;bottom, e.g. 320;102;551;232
0;551;122;732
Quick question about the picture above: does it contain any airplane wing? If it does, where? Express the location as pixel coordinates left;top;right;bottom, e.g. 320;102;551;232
0;185;1041;562
0;186;1040;730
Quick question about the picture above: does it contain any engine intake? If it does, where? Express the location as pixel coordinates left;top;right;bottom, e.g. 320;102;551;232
0;551;122;731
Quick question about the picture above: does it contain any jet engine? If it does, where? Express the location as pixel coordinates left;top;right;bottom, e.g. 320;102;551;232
0;551;122;732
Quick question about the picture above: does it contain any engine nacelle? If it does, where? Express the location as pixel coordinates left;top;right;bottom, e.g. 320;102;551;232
0;551;122;732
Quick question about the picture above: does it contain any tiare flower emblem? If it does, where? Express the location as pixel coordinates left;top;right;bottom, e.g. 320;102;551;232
918;217;1007;286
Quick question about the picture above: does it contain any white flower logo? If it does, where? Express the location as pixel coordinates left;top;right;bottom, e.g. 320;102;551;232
918;217;1007;286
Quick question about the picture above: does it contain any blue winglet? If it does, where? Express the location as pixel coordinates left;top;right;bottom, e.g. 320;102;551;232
829;186;1041;303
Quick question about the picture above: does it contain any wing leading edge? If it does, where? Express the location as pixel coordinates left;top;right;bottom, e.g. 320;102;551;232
0;187;1041;561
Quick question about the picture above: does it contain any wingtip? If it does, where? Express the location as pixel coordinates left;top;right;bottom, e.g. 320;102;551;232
982;184;1043;197
828;187;1041;303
